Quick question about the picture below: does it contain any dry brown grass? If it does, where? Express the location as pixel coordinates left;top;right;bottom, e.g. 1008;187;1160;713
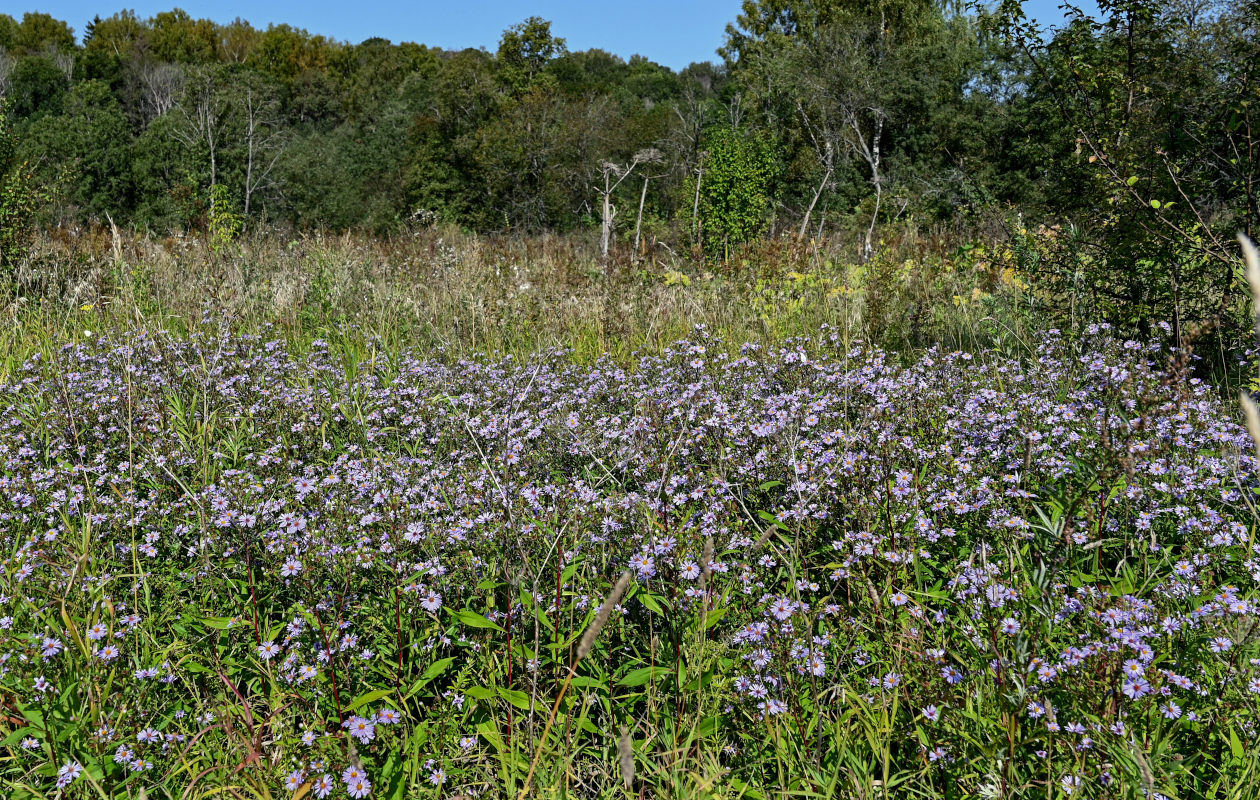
0;222;1036;367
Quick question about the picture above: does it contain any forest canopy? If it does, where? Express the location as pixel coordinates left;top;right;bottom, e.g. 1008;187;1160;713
0;1;1257;337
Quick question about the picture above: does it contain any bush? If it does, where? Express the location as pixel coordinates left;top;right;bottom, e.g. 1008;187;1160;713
0;105;39;271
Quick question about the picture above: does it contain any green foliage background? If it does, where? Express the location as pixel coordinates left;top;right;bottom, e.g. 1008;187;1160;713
0;1;1256;341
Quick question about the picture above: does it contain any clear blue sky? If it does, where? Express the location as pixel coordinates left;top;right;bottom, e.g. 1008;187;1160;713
24;1;1087;71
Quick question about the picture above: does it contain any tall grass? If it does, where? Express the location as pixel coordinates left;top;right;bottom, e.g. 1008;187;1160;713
0;223;1039;371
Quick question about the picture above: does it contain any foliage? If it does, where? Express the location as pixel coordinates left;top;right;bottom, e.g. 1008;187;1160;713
994;0;1258;342
496;16;567;95
689;127;777;255
6;56;69;118
0;105;40;270
19;80;132;218
0;12;75;55
0;1;1257;342
206;183;242;253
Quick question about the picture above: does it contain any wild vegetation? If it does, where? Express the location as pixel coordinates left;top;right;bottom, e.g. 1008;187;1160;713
5;316;1260;800
0;0;1257;341
2;0;1260;798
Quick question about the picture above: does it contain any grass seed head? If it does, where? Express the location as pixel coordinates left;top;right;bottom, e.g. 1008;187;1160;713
617;726;634;791
577;570;631;661
700;535;714;591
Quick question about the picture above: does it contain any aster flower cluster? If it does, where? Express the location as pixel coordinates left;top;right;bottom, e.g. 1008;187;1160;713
0;321;1256;796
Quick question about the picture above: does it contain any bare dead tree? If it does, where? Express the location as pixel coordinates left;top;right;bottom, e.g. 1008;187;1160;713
595;148;662;264
241;81;287;220
796;103;836;242
633;164;670;260
45;46;74;82
173;67;231;214
0;49;12;101
794;16;894;260
140;62;185;123
725;91;746;129
851;110;886;260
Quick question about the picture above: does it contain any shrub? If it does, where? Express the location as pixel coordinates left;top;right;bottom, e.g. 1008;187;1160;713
0;105;39;271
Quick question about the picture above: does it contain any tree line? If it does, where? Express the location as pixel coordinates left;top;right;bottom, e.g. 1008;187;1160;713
0;1;1257;334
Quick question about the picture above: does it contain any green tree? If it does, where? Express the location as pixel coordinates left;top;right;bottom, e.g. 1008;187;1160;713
276;126;363;228
689;126;776;255
14;12;75;55
7;56;69;118
150;9;219;63
473;88;618;231
248;23;330;83
21;79;133;219
0;15;18;51
790;5;987;254
496;17;567;94
82;11;147;58
325;37;435;122
220;18;259;63
0;105;39;269
131;111;196;228
996;0;1256;338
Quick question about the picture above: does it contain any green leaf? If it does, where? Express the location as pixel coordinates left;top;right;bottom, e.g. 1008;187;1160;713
19;706;44;728
466;686;496;700
578;717;600;734
347;688;393;712
730;778;766;800
1230;727;1245;760
201;616;234;630
1;727;39;747
702;607;727;629
476;721;505;753
639;593;665;615
695;714;725;738
497;687;532;710
618;666;671;687
1150;199;1161;209
452;609;502;631
420;656;455;683
1126;175;1139;186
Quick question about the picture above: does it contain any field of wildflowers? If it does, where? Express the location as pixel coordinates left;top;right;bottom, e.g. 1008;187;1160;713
0;314;1258;799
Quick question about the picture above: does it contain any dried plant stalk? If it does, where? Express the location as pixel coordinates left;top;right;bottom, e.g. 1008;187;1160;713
617;727;635;791
1241;235;1260;463
521;569;634;798
699;536;714;592
577;570;631;661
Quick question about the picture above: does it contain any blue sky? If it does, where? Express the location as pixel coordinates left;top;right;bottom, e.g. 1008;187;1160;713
26;1;1085;70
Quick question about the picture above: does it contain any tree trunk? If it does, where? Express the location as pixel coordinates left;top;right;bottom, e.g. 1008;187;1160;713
863;117;884;261
692;166;703;252
245;124;255;218
600;171;614;264
799;167;833;241
633;176;649;259
208;144;217;217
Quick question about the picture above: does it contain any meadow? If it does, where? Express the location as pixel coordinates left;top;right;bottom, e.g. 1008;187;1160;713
0;228;1258;799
